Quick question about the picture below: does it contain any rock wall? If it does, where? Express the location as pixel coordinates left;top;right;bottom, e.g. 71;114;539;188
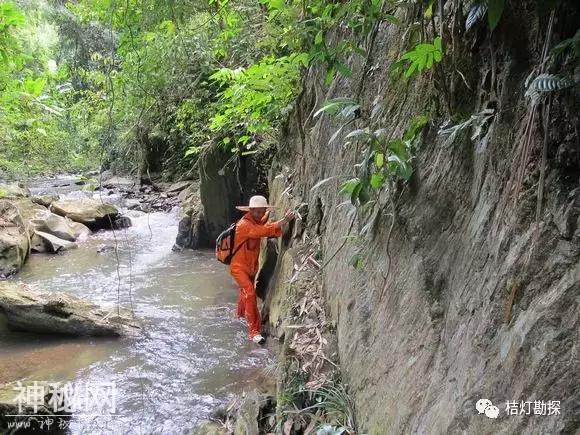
262;1;579;433
176;145;273;249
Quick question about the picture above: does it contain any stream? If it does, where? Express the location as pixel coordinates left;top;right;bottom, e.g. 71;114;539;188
0;177;273;434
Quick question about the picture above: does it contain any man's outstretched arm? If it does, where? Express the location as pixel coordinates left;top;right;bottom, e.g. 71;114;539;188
241;210;295;239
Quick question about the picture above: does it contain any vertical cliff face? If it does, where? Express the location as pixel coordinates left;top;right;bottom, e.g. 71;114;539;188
174;147;273;250
263;1;579;432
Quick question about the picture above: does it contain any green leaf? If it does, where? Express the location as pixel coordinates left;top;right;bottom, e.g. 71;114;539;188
325;67;336;86
358;184;370;205
238;135;251;144
340;178;361;194
433;36;442;52
403;114;429;142
388;139;406;158
336;62;352;77
23;78;46;97
426;52;434;69
424;2;433;18
374;152;384;169
184;147;201;157
488;0;505;32
315;31;324;45
404;62;417;79
370;172;384;189
314;98;358;118
351;253;364;269
384;14;400;25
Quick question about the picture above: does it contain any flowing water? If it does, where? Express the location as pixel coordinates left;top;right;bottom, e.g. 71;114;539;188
0;178;273;433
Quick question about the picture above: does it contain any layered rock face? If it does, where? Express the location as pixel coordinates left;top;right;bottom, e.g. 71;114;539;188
261;2;579;433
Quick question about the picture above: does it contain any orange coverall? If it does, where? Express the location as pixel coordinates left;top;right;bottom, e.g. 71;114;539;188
230;212;282;338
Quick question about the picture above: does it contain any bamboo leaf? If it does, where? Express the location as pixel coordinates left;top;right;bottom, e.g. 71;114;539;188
311;176;337;191
345;128;370;141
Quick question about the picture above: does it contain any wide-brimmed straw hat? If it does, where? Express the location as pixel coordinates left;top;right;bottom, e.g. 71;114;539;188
236;195;276;212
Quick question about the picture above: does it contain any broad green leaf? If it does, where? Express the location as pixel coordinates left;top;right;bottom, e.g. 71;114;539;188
325;67;336;86
237;135;251;144
426;52;433;69
488;0;505;32
370;172;384;188
388;139;407;158
315;31;324;45
433;36;442;52
24;78;46;97
314;98;358;118
351;182;363;205
358;185;370;205
184;147;201;157
404;62;417;78
340;178;361;194
374;152;384;168
404;114;429;141
424;2;433;18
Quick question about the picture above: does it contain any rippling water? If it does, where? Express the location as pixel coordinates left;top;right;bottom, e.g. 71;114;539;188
0;179;273;433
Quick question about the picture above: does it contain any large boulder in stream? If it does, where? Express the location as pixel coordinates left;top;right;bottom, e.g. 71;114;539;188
102;176;137;189
0;200;32;277
0;281;140;337
50;198;119;229
29;213;91;243
31;193;59;208
0;183;31;199
31;231;78;253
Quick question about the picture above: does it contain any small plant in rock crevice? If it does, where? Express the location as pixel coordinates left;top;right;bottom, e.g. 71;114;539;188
338;114;429;208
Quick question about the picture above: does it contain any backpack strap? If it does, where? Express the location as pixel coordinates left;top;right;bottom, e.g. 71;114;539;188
228;219;248;262
229;238;248;260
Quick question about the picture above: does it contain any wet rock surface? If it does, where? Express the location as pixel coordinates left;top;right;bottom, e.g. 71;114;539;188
0;281;140;337
50;199;119;230
31;231;77;253
0;200;31;277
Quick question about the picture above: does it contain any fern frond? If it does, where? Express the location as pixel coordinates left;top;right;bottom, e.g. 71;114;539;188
525;73;576;102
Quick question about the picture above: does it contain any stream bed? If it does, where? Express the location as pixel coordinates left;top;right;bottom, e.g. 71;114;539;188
0;178;272;433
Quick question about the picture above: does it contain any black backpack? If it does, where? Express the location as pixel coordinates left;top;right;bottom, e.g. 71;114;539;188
215;221;245;265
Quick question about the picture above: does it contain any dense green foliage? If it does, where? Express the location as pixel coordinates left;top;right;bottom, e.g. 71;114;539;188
0;0;576;187
0;0;399;178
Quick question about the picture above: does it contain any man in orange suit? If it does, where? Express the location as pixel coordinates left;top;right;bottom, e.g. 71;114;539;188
230;195;295;344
